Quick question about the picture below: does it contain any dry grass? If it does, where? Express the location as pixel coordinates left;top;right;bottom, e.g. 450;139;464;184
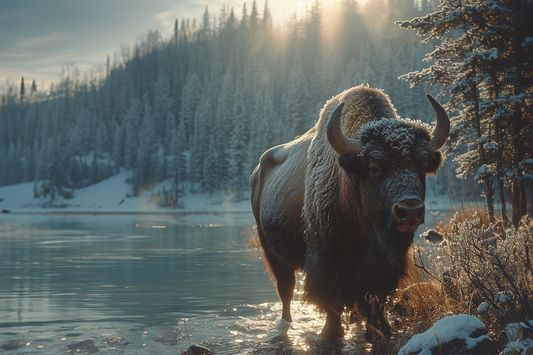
389;282;448;329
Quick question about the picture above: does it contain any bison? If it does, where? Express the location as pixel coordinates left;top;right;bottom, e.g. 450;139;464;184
250;85;450;343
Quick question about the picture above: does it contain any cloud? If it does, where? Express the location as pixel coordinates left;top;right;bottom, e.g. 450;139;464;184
0;52;38;59
14;33;64;48
153;2;213;35
155;10;180;34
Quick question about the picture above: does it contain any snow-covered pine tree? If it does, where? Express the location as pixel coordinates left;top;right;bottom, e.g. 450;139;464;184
189;94;212;190
153;69;174;145
133;93;158;191
176;119;188;191
229;79;248;190
214;69;235;190
111;124;124;170
202;135;218;196
179;71;202;143
398;0;533;225
0;0;448;201
285;57;313;138
123;96;142;169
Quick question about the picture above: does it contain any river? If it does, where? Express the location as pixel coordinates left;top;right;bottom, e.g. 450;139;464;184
0;213;369;354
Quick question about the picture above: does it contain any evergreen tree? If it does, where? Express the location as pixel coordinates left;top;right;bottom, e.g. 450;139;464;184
262;0;272;31
30;80;37;100
123;97;142;169
229;80;248;189
154;69;174;143
112;125;125;170
0;0;458;204
336;0;368;64
202;135;218;195
398;0;533;225
189;95;212;190
179;71;202;142
20;77;25;104
250;0;259;35
285;57;313;137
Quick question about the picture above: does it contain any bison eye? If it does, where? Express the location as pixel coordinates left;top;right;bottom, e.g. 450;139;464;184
369;163;382;177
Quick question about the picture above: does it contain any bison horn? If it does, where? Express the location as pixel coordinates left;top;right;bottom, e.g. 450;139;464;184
426;94;450;150
327;102;362;155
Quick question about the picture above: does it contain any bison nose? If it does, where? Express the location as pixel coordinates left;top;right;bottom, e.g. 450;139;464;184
392;200;425;233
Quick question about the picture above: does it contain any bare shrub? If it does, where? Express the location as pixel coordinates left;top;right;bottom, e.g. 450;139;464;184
433;206;492;234
388;212;533;353
411;213;533;349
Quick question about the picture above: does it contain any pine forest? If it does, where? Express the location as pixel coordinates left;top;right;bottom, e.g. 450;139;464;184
0;0;531;224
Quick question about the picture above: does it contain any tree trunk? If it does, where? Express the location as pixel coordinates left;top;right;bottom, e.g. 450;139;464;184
512;179;521;227
472;78;495;222
496;178;508;226
511;102;528;227
494;118;509;226
526;180;533;217
485;179;495;223
518;184;527;222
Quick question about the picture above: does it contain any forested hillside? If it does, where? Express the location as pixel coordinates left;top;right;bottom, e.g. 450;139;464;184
0;0;444;205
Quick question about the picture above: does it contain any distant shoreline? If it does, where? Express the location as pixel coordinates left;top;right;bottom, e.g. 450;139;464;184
2;210;253;216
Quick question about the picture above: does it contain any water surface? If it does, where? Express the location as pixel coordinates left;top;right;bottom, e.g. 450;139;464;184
0;213;367;354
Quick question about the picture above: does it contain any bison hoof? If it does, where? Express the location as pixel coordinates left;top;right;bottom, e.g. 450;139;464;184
320;324;344;340
281;311;292;323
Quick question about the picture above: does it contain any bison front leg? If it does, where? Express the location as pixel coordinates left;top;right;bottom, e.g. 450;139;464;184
320;298;344;340
364;295;391;351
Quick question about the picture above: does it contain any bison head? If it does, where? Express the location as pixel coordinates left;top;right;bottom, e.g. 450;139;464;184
326;95;449;256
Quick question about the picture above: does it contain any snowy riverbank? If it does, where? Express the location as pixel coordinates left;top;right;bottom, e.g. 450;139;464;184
0;170;255;225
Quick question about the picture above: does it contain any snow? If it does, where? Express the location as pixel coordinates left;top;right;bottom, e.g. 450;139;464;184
398;315;490;355
474;165;492;181
494;291;513;304
505;322;532;343
477;302;489;313
501;339;533;355
0;170;254;225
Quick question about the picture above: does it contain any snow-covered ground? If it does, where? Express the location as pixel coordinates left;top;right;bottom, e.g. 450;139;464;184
0;170;255;225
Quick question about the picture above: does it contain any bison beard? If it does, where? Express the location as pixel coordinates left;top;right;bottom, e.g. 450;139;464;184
250;85;449;347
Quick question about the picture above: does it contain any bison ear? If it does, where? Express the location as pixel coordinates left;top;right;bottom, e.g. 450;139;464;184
338;153;363;175
426;150;444;175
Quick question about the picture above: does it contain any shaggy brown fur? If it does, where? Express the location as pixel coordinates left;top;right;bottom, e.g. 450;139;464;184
250;85;446;346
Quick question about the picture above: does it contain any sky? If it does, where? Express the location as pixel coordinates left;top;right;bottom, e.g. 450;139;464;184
0;0;320;93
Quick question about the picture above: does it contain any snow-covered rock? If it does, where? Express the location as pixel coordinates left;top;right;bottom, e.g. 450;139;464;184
398;314;497;355
506;322;533;343
495;291;514;305
500;339;533;355
500;321;533;355
477;302;489;314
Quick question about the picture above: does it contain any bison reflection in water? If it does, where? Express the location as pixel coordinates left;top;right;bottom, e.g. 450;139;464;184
250;85;450;346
